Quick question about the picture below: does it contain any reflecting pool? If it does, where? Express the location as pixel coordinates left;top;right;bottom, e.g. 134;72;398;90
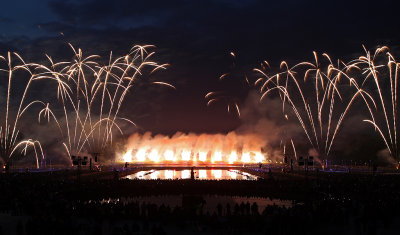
123;169;257;180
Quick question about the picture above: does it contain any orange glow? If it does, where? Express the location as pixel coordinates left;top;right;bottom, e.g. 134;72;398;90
123;149;132;162
148;149;160;162
255;152;265;163
228;151;238;164
120;132;268;164
241;152;251;163
136;149;146;161
122;148;266;164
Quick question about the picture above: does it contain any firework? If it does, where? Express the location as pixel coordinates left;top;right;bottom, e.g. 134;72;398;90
205;51;250;117
0;43;172;167
120;132;267;164
36;44;172;160
348;46;400;159
255;50;375;159
0;53;45;168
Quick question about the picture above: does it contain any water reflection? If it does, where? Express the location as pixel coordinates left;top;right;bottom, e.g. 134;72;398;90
212;169;222;179
228;170;237;179
181;170;190;179
124;169;257;180
165;170;174;179
199;170;207;179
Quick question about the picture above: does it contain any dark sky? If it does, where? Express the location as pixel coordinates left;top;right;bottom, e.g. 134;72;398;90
1;0;400;135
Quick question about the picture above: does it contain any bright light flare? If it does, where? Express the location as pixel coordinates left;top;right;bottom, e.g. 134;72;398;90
255;152;264;162
164;149;174;161
181;150;191;161
181;170;190;179
212;169;222;179
199;151;207;162
120;133;269;164
228;151;238;164
228;170;237;179
199;170;207;178
241;152;251;163
165;170;174;179
212;151;222;162
123;149;132;162
150;171;159;179
148;149;160;162
136;149;146;161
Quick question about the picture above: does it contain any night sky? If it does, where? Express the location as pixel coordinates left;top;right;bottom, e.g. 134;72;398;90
1;0;400;160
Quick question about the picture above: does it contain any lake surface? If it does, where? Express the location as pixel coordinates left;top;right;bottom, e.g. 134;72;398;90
123;169;257;180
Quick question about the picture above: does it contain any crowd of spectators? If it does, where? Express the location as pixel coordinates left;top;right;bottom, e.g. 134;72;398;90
0;169;399;234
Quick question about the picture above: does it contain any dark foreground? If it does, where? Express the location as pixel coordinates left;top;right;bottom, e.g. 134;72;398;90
0;168;400;235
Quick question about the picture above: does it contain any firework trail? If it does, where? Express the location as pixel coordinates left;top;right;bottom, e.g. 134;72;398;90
205;51;250;117
0;43;172;167
255;51;375;159
34;44;173;160
348;46;400;160
0;53;46;168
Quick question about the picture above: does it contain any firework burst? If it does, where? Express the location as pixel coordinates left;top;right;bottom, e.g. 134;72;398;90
348;46;400;160
205;51;251;117
0;53;46;168
255;50;375;159
0;43;172;166
36;44;172;160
